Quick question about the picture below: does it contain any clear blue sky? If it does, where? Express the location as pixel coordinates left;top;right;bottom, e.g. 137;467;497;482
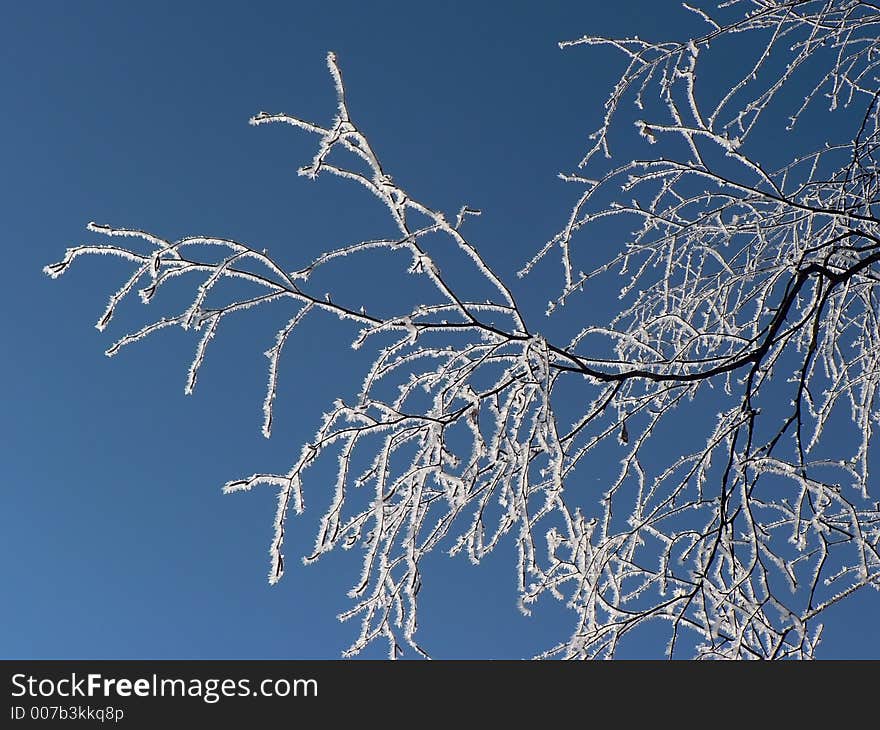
3;0;879;659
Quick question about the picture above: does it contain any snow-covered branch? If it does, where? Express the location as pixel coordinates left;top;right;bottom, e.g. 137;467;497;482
47;0;880;658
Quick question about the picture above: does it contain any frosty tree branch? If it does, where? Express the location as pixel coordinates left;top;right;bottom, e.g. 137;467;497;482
47;0;880;658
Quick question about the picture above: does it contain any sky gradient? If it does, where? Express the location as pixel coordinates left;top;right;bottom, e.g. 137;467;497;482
4;1;880;659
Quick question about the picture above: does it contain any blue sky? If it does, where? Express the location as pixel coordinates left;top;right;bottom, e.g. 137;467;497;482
4;1;880;659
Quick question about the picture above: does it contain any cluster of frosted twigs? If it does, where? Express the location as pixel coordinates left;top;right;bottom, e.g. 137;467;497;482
48;1;880;658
